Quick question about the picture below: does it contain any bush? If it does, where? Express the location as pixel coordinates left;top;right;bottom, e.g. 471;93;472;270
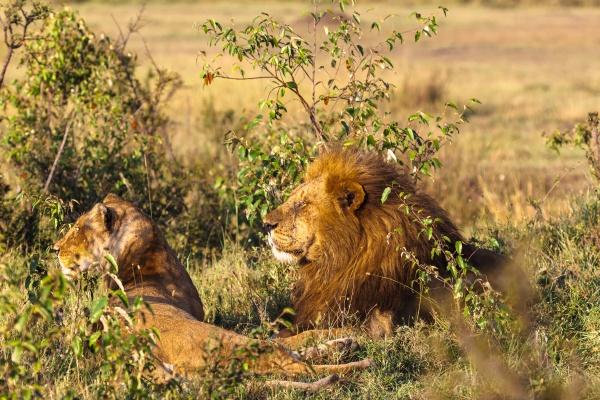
0;4;229;254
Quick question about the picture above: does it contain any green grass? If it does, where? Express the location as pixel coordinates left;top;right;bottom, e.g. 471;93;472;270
4;197;600;397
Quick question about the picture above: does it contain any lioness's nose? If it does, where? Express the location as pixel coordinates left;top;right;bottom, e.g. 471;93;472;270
264;222;278;233
53;246;60;255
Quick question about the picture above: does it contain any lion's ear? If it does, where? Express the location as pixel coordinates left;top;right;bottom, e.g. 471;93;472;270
331;180;365;212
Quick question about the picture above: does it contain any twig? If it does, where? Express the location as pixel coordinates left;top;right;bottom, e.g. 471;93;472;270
310;3;327;148
265;374;339;392
43;120;73;194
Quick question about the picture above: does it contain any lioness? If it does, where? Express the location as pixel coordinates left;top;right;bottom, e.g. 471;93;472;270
264;146;524;337
54;194;372;386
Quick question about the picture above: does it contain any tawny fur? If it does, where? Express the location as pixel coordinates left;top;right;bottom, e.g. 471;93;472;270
54;194;373;380
264;146;509;337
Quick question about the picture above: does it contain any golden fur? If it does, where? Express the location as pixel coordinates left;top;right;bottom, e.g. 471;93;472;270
54;194;372;381
263;146;510;337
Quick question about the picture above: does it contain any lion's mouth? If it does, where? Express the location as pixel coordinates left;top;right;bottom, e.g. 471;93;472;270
267;236;306;264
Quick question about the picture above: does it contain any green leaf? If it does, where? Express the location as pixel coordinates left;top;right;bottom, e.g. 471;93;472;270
446;101;458;110
367;135;376;147
381;187;392;204
381;56;393;69
88;331;102;352
90;296;108;323
341;120;350;135
72;335;83;358
111;289;129;308
260;203;269;219
455;241;462;255
14;310;30;333
247;119;260;131
238;145;247;162
11;345;23;364
454;277;463;295
457;255;466;272
104;254;118;274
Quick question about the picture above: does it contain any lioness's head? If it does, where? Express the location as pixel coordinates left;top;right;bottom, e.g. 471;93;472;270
53;196;120;279
54;193;152;281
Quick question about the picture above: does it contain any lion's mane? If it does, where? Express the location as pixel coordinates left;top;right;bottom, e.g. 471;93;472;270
265;146;506;336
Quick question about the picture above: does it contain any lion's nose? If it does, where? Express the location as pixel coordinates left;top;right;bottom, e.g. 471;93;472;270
264;222;278;233
53;246;60;255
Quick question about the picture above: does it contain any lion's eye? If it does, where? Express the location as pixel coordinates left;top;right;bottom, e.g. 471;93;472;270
293;201;306;213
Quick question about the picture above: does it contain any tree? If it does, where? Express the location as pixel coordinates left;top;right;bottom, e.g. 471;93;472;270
198;0;479;225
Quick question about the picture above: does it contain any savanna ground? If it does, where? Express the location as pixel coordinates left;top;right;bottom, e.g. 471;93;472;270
1;0;600;398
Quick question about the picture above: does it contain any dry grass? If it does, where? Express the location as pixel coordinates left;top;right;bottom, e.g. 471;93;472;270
20;1;592;231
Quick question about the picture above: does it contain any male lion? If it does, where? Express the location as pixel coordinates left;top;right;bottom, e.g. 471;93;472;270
54;194;372;388
263;146;515;337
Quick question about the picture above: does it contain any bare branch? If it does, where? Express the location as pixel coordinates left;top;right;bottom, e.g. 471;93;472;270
265;374;339;392
44;119;73;194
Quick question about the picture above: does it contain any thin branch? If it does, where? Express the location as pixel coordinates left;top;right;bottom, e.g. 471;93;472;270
214;75;275;81
44;120;73;194
310;3;320;142
0;46;14;87
265;374;339;392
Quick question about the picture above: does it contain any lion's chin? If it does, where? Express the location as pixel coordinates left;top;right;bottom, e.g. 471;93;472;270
271;247;297;264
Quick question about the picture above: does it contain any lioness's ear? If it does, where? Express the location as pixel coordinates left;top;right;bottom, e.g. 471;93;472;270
331;180;365;212
97;204;117;232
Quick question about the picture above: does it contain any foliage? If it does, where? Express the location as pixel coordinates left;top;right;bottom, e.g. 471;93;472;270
546;112;600;181
0;3;228;254
199;0;479;227
1;5;167;242
0;0;52;87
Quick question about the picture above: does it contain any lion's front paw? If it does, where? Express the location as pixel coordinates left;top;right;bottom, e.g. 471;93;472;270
297;337;360;362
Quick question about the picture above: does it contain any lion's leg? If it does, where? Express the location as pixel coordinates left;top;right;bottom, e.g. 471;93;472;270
143;312;373;379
